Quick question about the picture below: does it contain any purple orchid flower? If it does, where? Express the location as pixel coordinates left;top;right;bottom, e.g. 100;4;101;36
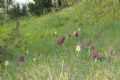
93;51;99;60
19;56;25;63
75;32;78;38
57;36;65;46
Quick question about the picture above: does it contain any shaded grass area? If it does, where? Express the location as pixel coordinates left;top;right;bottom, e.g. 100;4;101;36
0;0;120;80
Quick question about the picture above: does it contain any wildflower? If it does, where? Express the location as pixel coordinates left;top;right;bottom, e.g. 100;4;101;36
61;36;65;44
19;56;25;63
93;51;99;60
17;56;25;66
76;45;81;53
78;28;81;31
53;31;57;37
54;31;57;35
57;36;66;46
57;40;61;46
74;32;78;38
4;60;9;66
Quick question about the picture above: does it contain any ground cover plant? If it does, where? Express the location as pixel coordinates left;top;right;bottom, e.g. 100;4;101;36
0;0;120;80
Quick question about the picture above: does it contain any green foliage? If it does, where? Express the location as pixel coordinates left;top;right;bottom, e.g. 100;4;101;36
0;0;4;7
1;0;120;80
52;0;80;9
8;4;27;19
28;0;52;15
0;14;4;25
0;46;12;64
21;5;28;16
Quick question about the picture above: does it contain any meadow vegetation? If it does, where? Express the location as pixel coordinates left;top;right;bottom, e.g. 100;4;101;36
0;0;120;80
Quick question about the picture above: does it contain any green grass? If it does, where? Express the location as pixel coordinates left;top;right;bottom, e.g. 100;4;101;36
0;0;120;80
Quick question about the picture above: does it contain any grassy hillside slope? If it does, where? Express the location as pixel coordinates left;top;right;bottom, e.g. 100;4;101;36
0;0;120;80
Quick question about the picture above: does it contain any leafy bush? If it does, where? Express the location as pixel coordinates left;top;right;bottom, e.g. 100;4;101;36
8;4;27;19
28;0;52;15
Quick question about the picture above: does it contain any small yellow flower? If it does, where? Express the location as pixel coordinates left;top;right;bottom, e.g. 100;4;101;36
55;31;57;35
4;60;9;66
76;45;81;53
78;28;81;31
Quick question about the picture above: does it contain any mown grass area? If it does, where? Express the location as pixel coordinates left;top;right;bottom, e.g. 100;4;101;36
0;0;120;80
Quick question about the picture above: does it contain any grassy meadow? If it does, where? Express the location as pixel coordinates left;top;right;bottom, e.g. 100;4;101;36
0;0;120;80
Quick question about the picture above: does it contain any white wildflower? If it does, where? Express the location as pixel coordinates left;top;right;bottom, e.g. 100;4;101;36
76;45;81;53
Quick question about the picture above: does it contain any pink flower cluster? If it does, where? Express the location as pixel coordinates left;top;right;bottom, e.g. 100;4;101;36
17;55;26;66
75;32;79;38
93;51;99;60
87;40;99;60
17;31;101;67
57;36;66;46
57;32;79;46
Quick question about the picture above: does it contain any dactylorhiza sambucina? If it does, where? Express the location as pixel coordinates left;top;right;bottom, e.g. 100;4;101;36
57;36;66;46
93;50;99;60
17;55;26;66
74;32;79;38
76;44;82;53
